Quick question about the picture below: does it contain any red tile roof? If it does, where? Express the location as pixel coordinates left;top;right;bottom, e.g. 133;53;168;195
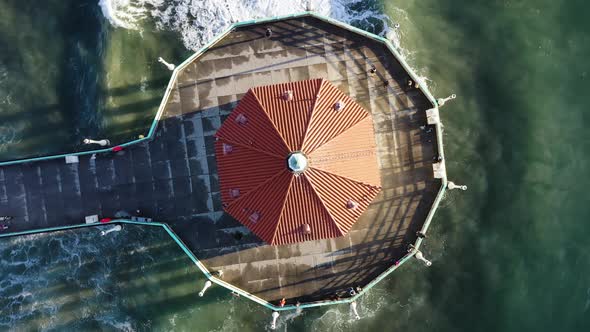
215;79;381;245
253;80;323;151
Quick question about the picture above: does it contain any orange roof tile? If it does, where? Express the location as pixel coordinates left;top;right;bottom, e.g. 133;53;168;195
252;79;323;151
274;175;343;245
214;141;286;205
308;117;380;185
301;79;369;153
215;79;381;245
214;91;289;157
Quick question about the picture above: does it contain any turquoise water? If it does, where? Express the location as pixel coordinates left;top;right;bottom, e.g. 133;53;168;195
1;0;590;330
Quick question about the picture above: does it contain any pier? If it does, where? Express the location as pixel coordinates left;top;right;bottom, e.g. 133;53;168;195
0;14;445;305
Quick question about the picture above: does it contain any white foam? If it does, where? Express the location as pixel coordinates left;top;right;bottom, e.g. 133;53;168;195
99;0;397;51
0;126;20;152
99;0;151;30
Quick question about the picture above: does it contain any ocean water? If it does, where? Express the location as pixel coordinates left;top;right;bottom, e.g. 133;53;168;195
1;0;590;331
0;0;187;161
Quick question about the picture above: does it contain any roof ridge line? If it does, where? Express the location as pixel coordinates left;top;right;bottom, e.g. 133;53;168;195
302;172;347;236
250;87;292;152
269;174;295;245
298;78;325;152
217;137;285;160
226;169;289;210
307;115;371;157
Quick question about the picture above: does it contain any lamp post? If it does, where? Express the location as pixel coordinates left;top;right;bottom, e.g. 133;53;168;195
270;311;279;330
100;224;122;236
83;138;110;146
351;301;361;320
415;250;432;266
437;94;456;107
199;280;212;297
158;57;175;71
448;181;468;191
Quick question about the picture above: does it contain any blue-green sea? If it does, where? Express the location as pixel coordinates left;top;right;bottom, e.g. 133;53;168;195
1;0;589;330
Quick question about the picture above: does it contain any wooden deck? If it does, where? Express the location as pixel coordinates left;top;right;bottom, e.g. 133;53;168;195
0;16;441;305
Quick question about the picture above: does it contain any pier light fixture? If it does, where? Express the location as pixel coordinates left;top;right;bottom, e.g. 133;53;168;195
448;181;467;191
282;90;294;101
437;93;457;107
303;223;311;234
83;138;110;147
222;143;233;154
415;250;432;266
198;280;212;297
235;113;247;125
270;311;279;330
346;199;359;210
229;188;240;198
157;57;175;71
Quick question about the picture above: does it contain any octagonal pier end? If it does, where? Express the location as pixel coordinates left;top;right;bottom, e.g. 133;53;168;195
160;13;459;310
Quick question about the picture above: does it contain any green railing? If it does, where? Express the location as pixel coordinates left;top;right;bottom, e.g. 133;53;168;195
0;12;448;311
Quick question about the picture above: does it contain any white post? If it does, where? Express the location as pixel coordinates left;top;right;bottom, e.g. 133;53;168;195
415;250;432;266
100;225;122;236
199;280;212;297
158;57;176;71
83;138;110;146
270;311;280;330
350;301;361;320
448;181;468;191
437;94;456;107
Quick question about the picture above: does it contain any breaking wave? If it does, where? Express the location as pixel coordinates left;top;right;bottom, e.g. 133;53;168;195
99;0;397;51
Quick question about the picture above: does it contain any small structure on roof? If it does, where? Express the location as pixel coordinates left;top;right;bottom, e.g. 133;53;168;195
215;79;382;245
